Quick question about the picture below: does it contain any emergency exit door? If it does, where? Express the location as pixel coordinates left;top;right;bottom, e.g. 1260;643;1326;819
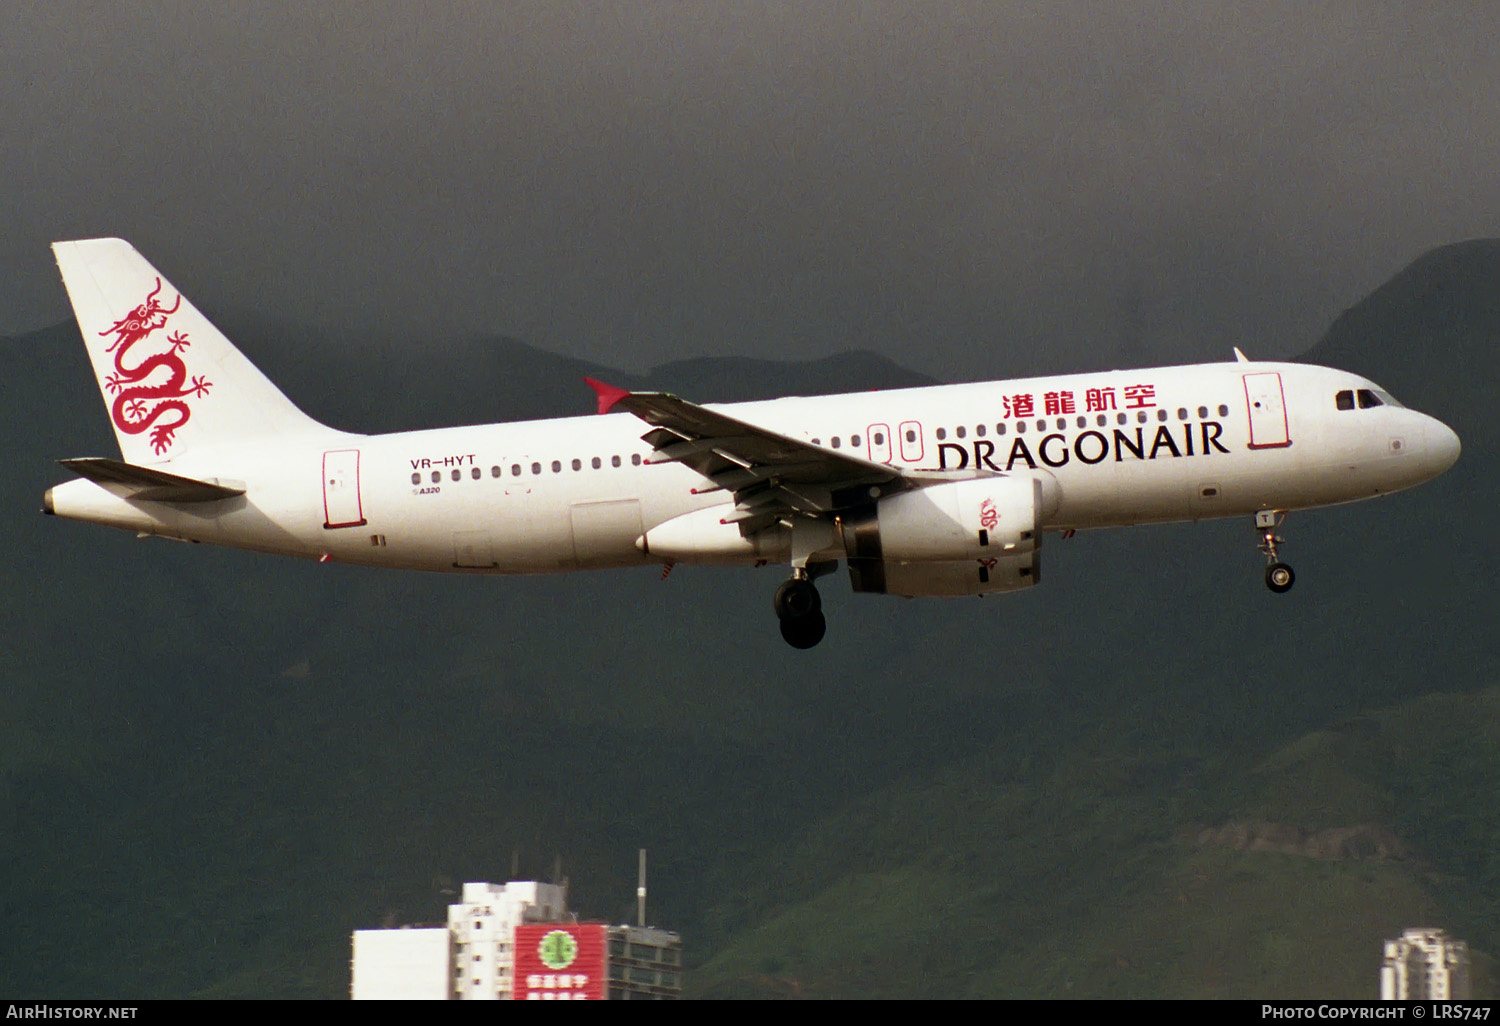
322;449;367;528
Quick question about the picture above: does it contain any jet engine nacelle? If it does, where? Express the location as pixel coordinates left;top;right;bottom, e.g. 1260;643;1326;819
841;474;1051;597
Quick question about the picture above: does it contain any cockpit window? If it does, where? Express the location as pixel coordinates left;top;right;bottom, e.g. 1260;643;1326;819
1374;389;1403;408
1357;389;1383;409
1336;390;1354;411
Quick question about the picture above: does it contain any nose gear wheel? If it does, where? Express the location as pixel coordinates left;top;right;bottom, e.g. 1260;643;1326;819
1255;510;1295;593
1265;562;1295;593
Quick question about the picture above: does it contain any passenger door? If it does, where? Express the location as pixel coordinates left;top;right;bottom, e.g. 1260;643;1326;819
1243;373;1291;449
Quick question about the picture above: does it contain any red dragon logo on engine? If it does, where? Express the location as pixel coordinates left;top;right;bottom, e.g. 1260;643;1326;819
979;497;999;531
99;278;212;454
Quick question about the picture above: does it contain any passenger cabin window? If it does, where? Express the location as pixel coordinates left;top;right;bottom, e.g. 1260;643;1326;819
1357;388;1383;409
1336;390;1355;411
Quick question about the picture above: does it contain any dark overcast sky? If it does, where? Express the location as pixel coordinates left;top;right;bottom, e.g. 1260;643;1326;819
3;2;1497;380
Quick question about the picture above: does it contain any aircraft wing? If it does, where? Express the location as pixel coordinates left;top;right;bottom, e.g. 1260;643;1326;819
588;379;923;527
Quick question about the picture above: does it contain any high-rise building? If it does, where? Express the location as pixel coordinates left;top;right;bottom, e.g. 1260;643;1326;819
605;924;683;1000
1380;928;1470;1000
350;927;452;1000
351;880;681;1000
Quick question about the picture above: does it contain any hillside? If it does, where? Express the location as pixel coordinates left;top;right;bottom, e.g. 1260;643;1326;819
689;686;1500;998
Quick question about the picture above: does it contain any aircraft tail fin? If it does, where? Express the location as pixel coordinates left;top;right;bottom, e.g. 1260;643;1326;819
52;238;329;464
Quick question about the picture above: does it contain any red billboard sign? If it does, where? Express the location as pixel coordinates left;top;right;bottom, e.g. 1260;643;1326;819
513;923;608;1000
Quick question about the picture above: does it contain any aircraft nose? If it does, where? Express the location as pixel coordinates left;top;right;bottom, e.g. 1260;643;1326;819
1425;417;1461;475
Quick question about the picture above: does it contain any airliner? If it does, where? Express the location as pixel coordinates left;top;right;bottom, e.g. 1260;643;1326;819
42;239;1461;648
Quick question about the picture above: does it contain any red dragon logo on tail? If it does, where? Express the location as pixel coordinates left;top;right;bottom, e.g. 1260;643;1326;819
99;278;211;454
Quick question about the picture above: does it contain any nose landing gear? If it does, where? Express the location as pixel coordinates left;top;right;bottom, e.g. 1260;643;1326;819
774;572;827;649
1256;510;1295;594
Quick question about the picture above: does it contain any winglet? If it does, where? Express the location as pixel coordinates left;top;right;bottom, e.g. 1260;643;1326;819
1233;347;1250;363
584;377;632;415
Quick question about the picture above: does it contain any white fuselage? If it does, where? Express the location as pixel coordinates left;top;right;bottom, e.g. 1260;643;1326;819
45;360;1460;576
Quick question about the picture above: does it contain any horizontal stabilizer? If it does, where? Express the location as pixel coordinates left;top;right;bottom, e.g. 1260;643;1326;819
58;458;245;502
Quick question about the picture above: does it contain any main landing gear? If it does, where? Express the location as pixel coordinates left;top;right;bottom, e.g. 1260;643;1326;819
1256;510;1295;594
774;572;827;649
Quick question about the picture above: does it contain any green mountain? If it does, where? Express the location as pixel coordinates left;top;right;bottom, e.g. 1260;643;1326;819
0;241;1495;998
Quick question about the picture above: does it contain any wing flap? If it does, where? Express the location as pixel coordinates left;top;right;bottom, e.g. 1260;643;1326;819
59;458;245;502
